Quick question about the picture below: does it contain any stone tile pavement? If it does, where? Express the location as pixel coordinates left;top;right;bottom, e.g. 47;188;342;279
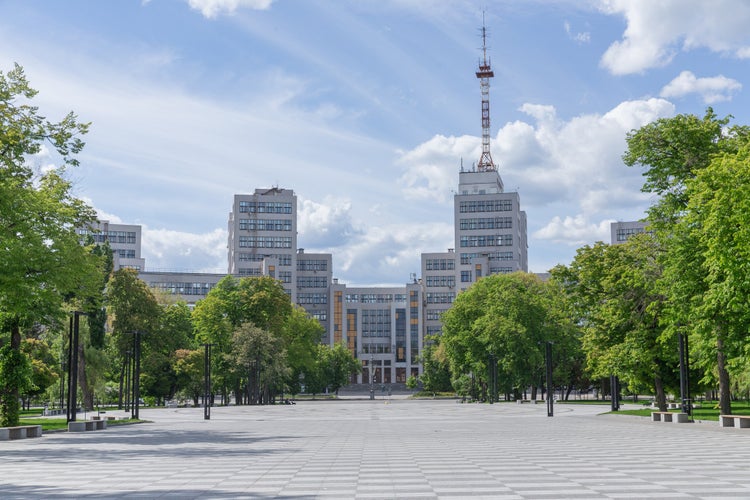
2;399;750;499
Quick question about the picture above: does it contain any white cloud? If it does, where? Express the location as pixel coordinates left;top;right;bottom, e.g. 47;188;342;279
396;97;673;252
298;196;362;249
533;215;614;246
331;222;453;286
599;0;750;75
186;0;273;18
397;134;479;203
660;70;742;104
142;227;227;273
564;20;591;44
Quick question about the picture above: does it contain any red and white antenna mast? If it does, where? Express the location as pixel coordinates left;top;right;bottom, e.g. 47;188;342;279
476;16;496;172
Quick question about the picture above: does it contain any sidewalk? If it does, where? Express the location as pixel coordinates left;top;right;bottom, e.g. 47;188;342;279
2;400;749;499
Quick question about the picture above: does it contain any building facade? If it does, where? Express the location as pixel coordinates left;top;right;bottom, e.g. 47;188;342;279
610;221;648;244
78;220;145;271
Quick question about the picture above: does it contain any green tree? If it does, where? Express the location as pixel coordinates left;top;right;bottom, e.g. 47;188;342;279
106;268;161;407
671;140;750;414
282;306;323;394
318;342;360;395
441;272;575;401
173;348;204;406
20;338;58;408
0;63;99;425
192;276;296;405
230;322;287;404
419;337;452;394
624;108;750;414
139;301;195;404
552;238;675;409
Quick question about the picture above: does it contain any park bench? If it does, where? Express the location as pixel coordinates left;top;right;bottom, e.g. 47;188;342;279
68;420;107;432
0;425;43;440
651;411;690;423
516;400;541;404
720;415;750;428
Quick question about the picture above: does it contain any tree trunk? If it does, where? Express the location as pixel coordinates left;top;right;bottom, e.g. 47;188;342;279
654;375;667;411
78;343;94;410
2;317;23;426
717;336;732;415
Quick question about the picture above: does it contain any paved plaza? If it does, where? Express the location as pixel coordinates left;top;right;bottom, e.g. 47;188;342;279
2;399;750;499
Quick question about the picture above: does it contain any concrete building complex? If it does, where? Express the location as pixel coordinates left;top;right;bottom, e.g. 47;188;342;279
98;25;529;383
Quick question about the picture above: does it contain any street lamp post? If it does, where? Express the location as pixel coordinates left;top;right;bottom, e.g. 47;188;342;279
125;331;145;419
203;343;215;420
545;341;553;417
67;311;86;423
679;332;691;416
488;351;497;404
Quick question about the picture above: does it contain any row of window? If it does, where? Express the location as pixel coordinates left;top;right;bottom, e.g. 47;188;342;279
297;293;328;304
459;200;513;213
116;249;136;258
616;227;645;241
459;251;515;265
425;275;455;288
345;294;407;303
237;253;293;266
310;311;327;322
426;292;455;304
459;217;512;230
459;234;513;247
298;259;328;271
150;282;213;295
425;258;455;271
79;229;137;244
238;236;293;248
297;276;328;288
426;308;448;321
238;219;292;231
490;266;515;274
238;201;293;214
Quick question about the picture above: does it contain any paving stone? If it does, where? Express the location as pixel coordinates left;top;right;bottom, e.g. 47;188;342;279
2;400;750;498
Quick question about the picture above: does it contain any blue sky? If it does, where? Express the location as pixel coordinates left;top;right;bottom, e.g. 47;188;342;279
2;0;749;285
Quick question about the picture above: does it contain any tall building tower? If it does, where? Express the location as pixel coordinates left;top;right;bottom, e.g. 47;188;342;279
454;20;527;291
227;188;298;299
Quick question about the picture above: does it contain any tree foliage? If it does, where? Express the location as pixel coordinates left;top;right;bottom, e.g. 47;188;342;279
624;108;750;414
552;237;675;408
0;63;99;425
441;272;576;400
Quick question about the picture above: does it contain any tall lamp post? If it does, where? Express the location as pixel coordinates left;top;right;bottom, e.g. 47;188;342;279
203;343;215;420
488;351;497;404
67;311;87;423
679;332;691;416
545;341;553;417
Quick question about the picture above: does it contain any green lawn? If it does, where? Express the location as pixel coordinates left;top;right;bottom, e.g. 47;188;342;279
615;401;750;421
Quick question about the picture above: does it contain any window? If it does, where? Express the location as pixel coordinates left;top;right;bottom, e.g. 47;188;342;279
461;270;472;282
297;259;328;271
239;201;293;214
459;234;513;248
297;276;329;288
238;236;293;248
425;275;455;288
616;227;644;241
458;200;513;213
425;258;455;271
426;292;455;304
239;219;292;231
459;217;512;230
